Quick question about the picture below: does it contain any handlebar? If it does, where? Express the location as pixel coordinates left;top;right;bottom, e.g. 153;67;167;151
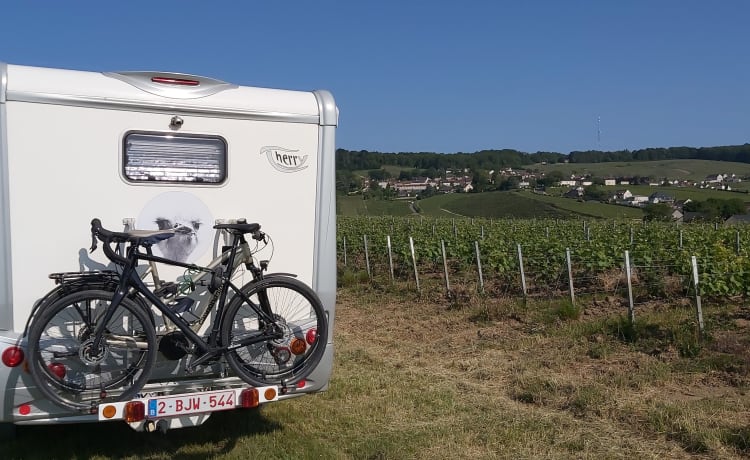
90;218;130;266
89;218;268;266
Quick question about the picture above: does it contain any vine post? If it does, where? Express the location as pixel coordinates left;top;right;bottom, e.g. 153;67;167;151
566;248;575;307
737;231;741;256
517;244;527;300
386;235;394;281
409;236;420;293
441;240;450;292
475;241;484;292
363;235;371;280
342;236;347;267
691;255;705;334
625;250;634;324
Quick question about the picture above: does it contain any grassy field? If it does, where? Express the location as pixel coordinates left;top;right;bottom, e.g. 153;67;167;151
518;191;644;219
417;191;567;218
534;159;750;182
621;185;750;203
339;192;647;219
338;185;750;219
5;283;750;459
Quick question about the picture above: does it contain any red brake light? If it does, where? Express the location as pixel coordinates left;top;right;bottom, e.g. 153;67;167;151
239;388;259;408
151;76;200;86
2;347;24;367
124;401;145;422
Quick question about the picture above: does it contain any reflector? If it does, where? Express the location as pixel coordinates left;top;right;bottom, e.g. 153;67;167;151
102;405;117;419
264;388;277;400
2;347;24;367
290;338;307;355
48;363;66;379
306;328;318;345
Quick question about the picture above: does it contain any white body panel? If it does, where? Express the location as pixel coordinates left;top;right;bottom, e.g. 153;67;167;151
0;62;338;426
6;102;319;331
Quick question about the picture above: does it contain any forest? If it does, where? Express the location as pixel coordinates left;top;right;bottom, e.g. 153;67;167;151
336;143;750;172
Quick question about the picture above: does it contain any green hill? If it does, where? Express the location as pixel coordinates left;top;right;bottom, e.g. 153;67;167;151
336;159;750;218
533;159;750;182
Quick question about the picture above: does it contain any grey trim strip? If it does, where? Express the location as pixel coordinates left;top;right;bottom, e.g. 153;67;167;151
311;90;337;345
6;91;321;124
313;90;339;127
0;61;14;330
0;62;6;103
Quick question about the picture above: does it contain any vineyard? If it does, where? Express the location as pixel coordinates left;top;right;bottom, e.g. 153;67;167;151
337;216;750;314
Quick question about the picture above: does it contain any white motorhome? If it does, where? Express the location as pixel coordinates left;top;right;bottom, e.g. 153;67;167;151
0;62;337;432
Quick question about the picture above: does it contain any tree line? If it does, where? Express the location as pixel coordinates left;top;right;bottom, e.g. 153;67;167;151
336;144;750;172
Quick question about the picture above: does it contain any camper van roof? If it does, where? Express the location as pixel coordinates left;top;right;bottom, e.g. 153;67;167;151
4;63;322;123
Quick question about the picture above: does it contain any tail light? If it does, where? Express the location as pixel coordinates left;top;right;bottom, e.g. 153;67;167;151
124;401;145;422
2;347;24;367
239;388;259;408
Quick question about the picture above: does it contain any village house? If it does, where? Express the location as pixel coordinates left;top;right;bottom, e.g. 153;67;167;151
649;192;674;204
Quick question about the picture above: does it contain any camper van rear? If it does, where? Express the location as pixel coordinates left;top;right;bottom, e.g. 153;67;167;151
0;62;337;431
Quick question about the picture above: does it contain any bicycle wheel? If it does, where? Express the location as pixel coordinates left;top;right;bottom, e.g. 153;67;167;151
221;276;328;387
26;289;157;411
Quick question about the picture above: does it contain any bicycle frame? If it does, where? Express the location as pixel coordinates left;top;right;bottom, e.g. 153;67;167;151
91;231;283;371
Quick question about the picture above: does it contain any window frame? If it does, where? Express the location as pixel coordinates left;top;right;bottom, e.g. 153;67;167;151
121;130;228;186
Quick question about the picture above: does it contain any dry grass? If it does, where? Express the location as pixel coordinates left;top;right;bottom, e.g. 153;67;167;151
324;281;750;459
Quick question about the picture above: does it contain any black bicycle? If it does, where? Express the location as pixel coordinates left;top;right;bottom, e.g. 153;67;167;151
26;218;328;411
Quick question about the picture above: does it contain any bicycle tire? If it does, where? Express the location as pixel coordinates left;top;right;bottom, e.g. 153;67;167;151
26;289;157;411
221;276;328;387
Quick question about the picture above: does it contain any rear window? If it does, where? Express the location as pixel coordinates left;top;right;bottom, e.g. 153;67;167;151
123;132;227;184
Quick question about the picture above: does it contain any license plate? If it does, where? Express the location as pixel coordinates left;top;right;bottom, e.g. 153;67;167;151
147;389;236;418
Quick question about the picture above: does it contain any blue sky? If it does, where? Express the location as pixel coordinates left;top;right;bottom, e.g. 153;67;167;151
2;1;748;155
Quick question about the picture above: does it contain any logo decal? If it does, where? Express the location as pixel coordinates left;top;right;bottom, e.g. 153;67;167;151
261;146;309;173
